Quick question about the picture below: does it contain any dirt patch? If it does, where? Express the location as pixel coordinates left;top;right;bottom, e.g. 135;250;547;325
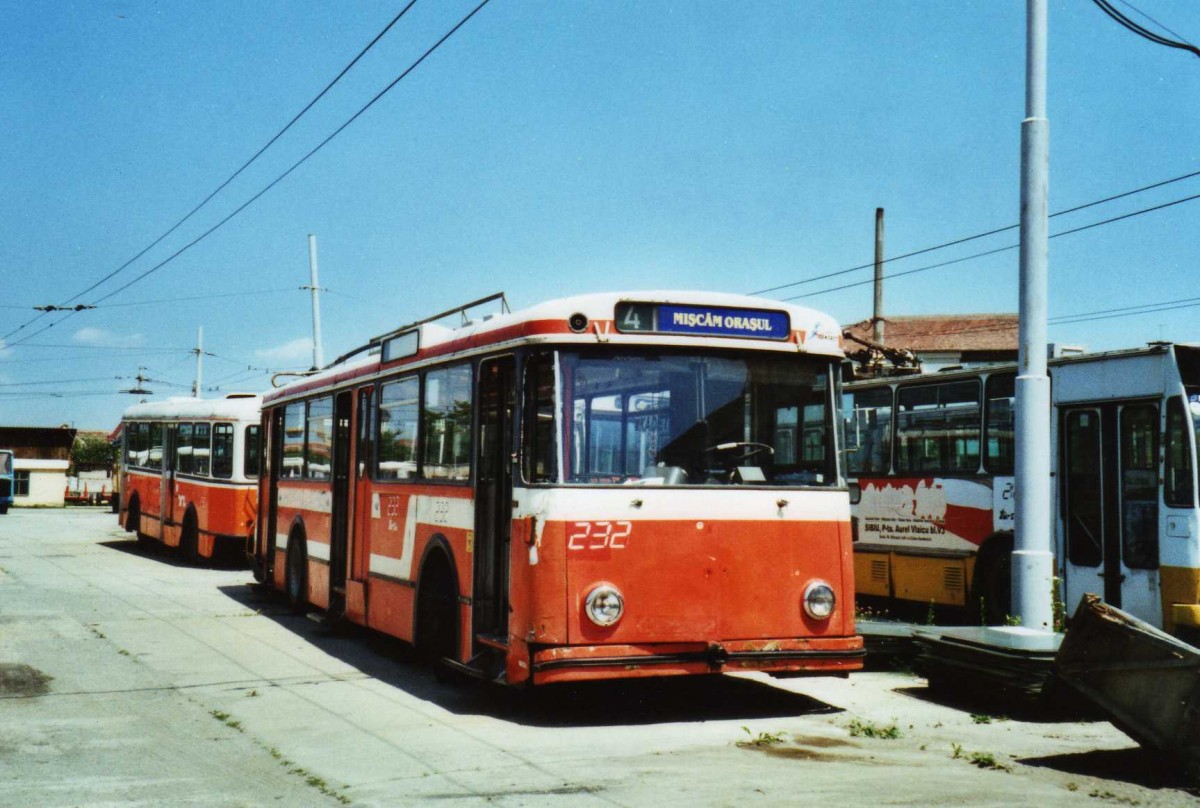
0;664;53;698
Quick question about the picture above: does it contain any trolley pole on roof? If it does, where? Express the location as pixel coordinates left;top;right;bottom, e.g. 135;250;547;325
1013;0;1055;631
306;234;325;371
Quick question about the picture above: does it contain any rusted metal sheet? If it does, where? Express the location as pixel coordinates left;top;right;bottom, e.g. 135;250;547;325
1055;594;1200;780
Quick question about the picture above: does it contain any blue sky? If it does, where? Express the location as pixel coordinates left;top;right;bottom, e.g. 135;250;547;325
3;0;1199;429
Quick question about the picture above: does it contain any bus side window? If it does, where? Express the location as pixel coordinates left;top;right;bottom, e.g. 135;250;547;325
985;373;1015;475
212;423;234;479
176;422;194;475
1165;396;1194;508
305;397;333;481
193;423;211;477
283;402;305;478
378;377;419;480
896;380;980;475
846;387;892;474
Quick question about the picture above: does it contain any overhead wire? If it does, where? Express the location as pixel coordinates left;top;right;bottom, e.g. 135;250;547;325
88;0;493;306
1091;0;1200;58
2;2;419;345
754;166;1200;297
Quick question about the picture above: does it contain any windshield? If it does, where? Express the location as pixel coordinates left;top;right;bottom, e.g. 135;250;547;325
0;452;11;476
552;350;839;487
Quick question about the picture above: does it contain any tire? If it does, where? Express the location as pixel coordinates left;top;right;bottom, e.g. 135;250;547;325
971;535;1014;626
415;554;456;667
0;504;8;515
416;553;459;667
284;532;308;614
179;510;200;565
126;499;152;552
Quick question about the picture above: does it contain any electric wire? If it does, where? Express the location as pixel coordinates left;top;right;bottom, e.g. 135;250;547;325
88;0;492;307
789;189;1200;300
1090;0;1200;58
753;167;1200;296
1;3;419;344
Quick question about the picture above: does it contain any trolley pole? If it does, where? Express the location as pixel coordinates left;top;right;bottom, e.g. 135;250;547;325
1013;0;1055;631
192;325;203;398
306;234;325;371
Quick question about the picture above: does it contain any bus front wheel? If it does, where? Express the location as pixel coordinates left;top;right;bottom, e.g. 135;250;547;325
285;532;308;614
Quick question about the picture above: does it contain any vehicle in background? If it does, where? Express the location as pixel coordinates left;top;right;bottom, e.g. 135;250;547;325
845;343;1200;641
118;394;262;564
0;449;13;514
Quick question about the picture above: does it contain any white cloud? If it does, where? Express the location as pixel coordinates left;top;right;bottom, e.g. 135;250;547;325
73;327;145;348
254;337;313;365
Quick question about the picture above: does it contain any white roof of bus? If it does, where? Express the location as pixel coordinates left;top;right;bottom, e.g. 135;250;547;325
268;291;843;402
122;394;262;422
406;290;841;356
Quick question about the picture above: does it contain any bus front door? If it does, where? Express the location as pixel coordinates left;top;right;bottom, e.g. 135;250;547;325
473;356;514;652
1061;403;1162;627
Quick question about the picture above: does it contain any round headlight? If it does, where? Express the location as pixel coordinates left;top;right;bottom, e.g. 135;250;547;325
803;580;836;620
584;584;624;627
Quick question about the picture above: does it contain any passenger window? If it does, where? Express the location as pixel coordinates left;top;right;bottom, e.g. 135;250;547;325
845;387;893;474
423;365;472;481
212;423;234;479
378;377;419;480
305;397;333;480
896;380;981;474
985;374;1015;475
1165;396;1195;508
282;402;305;478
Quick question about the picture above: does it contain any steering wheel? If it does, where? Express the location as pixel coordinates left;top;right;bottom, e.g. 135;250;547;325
704;441;774;464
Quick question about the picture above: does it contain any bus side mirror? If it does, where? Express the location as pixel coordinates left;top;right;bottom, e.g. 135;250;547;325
848;482;861;505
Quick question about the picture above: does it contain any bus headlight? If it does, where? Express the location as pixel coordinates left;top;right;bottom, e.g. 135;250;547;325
584;584;624;626
803;580;836;620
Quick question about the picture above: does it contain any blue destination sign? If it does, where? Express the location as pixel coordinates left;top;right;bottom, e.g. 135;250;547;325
615;302;790;340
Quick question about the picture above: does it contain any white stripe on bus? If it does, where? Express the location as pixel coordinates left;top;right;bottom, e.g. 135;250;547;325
277;486;333;514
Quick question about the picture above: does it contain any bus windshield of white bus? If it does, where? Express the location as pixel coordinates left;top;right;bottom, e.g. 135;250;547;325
548;350;838;487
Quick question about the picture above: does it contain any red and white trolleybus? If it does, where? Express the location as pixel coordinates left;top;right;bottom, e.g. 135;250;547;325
119;394;262;563
252;291;864;684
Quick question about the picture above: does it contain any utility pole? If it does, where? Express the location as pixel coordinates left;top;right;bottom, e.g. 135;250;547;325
873;208;885;344
304;234;325;371
1014;0;1054;631
191;326;203;397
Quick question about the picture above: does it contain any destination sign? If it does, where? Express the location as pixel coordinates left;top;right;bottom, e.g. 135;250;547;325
614;302;790;340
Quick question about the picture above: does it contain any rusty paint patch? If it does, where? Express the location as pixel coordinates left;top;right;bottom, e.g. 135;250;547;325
0;663;53;697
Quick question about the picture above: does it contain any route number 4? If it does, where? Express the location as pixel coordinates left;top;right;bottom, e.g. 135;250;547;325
567;521;633;550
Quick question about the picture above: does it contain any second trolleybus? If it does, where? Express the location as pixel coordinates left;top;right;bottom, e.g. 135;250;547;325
119;394;263;563
844;342;1200;639
252;291;864;685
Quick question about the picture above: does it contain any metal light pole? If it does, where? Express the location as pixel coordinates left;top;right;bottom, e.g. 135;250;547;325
306;234;325;371
1013;0;1055;631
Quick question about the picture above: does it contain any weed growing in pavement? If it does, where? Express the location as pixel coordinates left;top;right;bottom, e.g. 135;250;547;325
117;649;131;657
738;727;787;747
952;744;1012;772
847;719;900;739
1087;789;1140;804
970;714;993;724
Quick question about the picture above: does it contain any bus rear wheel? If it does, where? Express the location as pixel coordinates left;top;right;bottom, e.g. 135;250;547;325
179;510;200;565
971;535;1014;626
285;533;308;614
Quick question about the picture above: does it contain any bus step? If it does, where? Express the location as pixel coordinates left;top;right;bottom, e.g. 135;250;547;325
475;633;509;651
440;656;489;682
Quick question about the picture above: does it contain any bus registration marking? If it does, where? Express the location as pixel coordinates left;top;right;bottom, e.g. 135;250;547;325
568;521;632;550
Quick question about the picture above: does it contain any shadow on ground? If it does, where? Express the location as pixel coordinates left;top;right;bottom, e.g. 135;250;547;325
214;582;843;729
1021;747;1199;795
99;537;248;570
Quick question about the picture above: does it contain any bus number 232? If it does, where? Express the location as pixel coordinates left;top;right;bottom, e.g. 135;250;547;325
567;521;633;550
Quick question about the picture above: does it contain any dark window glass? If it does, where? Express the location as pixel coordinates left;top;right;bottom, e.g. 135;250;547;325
148;422;164;470
176;422;194;475
1064;410;1103;568
14;470;30;497
895;381;981;474
984;374;1015;474
212;423;234;479
846;386;893;474
1120;404;1159;570
522;355;557;484
378;378;419;480
356;388;375;480
244;425;261;479
1165;396;1195;508
305;397;333;480
422;365;473;481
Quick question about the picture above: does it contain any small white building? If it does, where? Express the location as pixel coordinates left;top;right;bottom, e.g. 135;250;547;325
13;458;69;507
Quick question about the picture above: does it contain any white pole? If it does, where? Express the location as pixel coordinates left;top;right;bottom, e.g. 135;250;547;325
193;325;203;397
308;234;325;370
1013;0;1054;631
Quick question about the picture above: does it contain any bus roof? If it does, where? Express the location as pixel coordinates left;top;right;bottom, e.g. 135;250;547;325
121;394;263;422
265;291;843;405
